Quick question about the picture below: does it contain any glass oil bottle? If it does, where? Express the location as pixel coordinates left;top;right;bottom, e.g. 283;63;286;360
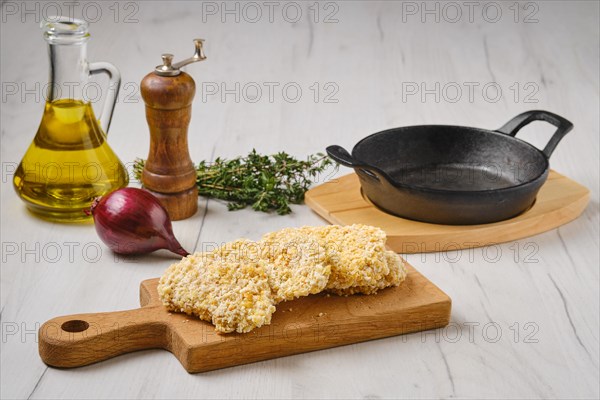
13;17;128;222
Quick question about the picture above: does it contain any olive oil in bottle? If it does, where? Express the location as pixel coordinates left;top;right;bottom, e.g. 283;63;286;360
13;100;128;222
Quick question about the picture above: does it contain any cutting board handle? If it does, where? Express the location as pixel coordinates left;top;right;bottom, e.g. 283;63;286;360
38;306;168;368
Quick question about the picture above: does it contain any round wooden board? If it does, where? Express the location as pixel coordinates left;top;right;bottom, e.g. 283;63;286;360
305;170;590;253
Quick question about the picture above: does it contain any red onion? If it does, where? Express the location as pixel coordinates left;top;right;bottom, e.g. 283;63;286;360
90;188;190;257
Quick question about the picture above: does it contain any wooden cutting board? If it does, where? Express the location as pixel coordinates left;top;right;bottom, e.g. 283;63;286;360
305;170;589;253
38;263;450;373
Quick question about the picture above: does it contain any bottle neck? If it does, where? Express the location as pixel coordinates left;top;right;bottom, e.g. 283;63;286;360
46;41;89;103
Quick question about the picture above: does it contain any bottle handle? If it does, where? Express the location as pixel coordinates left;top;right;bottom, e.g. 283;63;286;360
89;61;121;135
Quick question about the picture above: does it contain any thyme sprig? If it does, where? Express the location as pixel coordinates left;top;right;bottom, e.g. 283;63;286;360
133;150;334;215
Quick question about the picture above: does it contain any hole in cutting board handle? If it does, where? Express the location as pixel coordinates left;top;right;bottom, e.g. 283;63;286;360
61;320;89;332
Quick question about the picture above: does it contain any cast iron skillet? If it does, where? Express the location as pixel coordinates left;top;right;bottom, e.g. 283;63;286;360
326;110;573;225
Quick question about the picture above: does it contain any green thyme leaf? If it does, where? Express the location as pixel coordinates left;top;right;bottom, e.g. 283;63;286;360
133;150;334;215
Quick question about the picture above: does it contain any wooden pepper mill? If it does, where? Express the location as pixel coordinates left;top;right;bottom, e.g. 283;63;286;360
140;39;207;220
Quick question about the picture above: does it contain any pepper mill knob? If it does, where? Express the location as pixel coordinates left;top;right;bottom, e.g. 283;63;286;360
154;39;206;76
140;39;207;220
162;53;173;65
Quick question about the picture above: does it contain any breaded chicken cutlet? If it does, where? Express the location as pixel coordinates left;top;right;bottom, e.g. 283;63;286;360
271;225;394;293
158;224;407;333
158;242;276;333
328;250;408;296
259;228;331;303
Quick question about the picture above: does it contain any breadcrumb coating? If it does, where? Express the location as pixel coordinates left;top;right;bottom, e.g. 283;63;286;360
158;224;406;333
265;225;392;292
157;246;275;333
328;250;407;296
260;228;331;303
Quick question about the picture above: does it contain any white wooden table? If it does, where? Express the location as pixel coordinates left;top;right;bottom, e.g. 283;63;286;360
1;1;598;398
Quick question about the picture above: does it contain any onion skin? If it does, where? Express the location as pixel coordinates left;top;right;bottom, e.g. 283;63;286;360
90;188;190;257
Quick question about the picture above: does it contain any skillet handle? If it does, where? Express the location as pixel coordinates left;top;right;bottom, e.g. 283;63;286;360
496;110;573;158
326;145;362;168
326;145;384;182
